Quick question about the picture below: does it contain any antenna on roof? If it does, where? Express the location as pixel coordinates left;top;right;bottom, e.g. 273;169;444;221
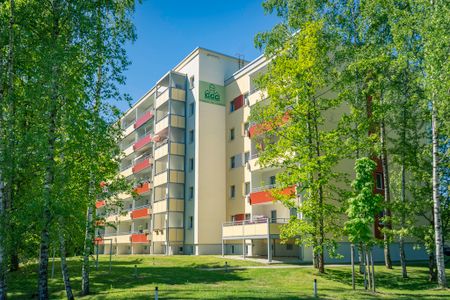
236;53;245;69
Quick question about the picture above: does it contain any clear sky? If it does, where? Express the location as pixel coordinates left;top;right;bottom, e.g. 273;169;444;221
117;0;278;112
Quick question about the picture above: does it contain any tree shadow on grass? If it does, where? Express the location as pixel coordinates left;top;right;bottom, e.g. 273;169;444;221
8;259;250;299
322;267;435;291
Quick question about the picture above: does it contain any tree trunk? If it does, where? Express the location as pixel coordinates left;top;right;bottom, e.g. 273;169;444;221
366;246;372;291
380;119;392;269
429;253;437;282
399;163;407;278
38;3;60;295
358;242;364;274
59;230;74;300
0;179;6;300
431;100;447;288
81;205;93;295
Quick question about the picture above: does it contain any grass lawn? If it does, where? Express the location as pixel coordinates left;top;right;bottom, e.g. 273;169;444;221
7;255;450;299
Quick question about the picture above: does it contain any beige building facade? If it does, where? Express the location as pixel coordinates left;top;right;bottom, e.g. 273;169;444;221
95;47;428;263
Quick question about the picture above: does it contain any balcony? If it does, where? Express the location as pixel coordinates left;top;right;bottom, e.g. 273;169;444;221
96;200;106;208
131;206;150;219
222;217;289;239
154;170;184;186
154;141;184;160
116;233;132;244
248;112;290;139
131;233;149;243
134;182;151;195
155;114;185;135
120;163;133;177
132;157;152;174
248;89;268;107
134;110;154;129
155;87;186;109
249;185;295;205
133;135;152;151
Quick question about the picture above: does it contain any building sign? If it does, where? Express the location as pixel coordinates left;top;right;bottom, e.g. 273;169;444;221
199;81;225;106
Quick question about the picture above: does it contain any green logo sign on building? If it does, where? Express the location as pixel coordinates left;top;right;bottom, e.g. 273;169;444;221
199;81;225;106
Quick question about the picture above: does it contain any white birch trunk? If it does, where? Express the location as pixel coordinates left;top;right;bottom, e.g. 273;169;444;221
431;100;447;288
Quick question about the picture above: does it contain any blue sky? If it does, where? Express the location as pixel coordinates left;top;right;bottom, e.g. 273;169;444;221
117;0;278;112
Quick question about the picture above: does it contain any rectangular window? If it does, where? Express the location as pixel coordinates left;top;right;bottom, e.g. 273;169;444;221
230;128;235;141
245;182;250;195
244;92;249;106
189;216;193;229
286;244;293;250
243;122;249;136
189;186;194;200
230;185;236;198
189;102;195;116
244;152;250;164
270;175;276;185
189;75;195;89
245;213;251;220
189;130;194;143
290;207;297;217
230;95;244;113
271;210;277;223
376;173;383;190
189;158;194;171
230;156;236;169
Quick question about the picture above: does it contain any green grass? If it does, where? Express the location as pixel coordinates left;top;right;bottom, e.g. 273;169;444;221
7;255;450;299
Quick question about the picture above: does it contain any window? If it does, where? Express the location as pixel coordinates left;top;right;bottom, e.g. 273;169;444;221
244;152;250;164
189;130;194;143
243;122;249;136
230;185;236;198
189;102;195;116
230;95;244;112
230;128;235;141
286;244;293;250
271;210;277;223
270;175;276;185
245;213;251;220
290;207;297;217
189;75;195;89
189;158;194;171
189;216;193;229
244;92;249;106
376;173;383;190
245;182;250;195
230;156;236;168
189;186;194;200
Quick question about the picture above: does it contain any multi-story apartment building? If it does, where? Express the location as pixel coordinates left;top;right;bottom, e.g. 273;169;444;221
95;47;428;263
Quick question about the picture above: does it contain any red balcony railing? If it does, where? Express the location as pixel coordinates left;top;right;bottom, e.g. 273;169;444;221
133;135;152;151
95;200;106;208
131;233;148;243
248;112;290;138
131;207;150;219
132;158;152;174
134;182;151;195
134;111;154;129
250;185;295;205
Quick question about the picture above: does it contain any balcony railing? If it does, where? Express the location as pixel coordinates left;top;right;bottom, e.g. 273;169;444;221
134;109;154;129
249;185;296;205
223;217;289;227
132;156;152;174
133;135;152;151
252;184;276;193
120;162;133;171
250;152;260;160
